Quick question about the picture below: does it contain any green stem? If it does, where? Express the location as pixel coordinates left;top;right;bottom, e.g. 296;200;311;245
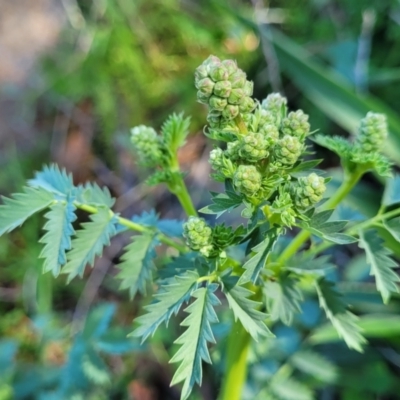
219;320;251;400
171;179;198;217
74;202;187;253
277;169;364;263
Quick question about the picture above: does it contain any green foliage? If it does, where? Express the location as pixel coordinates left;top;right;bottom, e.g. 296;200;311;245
359;230;400;303
39;199;76;276
62;209;118;282
170;285;220;400
117;233;159;298
315;279;366;352
0;186;54;236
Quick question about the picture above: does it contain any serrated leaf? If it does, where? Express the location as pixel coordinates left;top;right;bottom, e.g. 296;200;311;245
28;164;74;196
265;273;303;326
157;218;183;237
315;279;366;352
312;135;352;159
0;186;54;236
239;228;279;284
39;198;77;276
162;113;191;152
358;229;400;303
288;159;323;178
383;217;400;242
77;182;115;208
285;254;334;276
290;350;337;383
222;276;273;341
117;234;159;299
170;284;220;400
62;209;117;282
132;270;199;342
199;192;242;218
382;175;400;206
82;350;110;386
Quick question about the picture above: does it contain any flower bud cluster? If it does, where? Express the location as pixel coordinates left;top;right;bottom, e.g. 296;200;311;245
131;126;163;167
233;165;262;197
183;217;213;257
195;55;255;123
294;173;326;209
356;112;387;152
281;110;310;139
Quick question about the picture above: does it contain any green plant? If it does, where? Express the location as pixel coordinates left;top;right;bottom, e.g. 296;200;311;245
1;55;400;400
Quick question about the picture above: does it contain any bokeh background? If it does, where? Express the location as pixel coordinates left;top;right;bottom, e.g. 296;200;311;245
1;0;400;399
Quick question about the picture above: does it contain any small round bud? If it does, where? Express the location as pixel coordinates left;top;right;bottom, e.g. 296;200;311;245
261;93;288;113
357;112;388;152
259;109;278;126
239;97;256;113
222;59;238;75
243;81;254;97
229;70;247;89
195;55;221;84
274;135;302;166
183;217;212;251
260;124;280;146
209;95;228;111
209;148;225;170
295;173;326;208
197;91;210;104
228;88;246;105
233;165;262;197
222;104;239;120
209;63;229;82
281;110;310;139
225;141;241;162
213;80;232;98
130;126;163;167
239;132;269;162
196;78;215;96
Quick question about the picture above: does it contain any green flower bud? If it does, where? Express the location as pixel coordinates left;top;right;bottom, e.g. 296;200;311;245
209;95;228;111
260;124;280;146
194;55;220;83
183;216;212;251
271;191;296;227
228;88;245;105
239;96;256;113
261;93;287;114
130;125;163;167
209;63;229;82
294;173;326;209
196;78;215;96
209;148;225;170
233;165;262;197
259;109;278;127
243;81;254;97
222;104;239;120
357;112;388;152
225;141;241;161
222;59;238;75
213;80;232;98
239;132;269;162
281;110;310;139
197;91;210;104
274;135;302;166
229;70;247;89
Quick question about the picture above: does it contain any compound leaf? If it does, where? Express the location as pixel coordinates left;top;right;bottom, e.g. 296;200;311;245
382;175;400;206
117;233;159;299
39;198;77;276
62;208;117;281
315;279;366;352
0;186;54;236
199;191;242;218
170;284;220;400
239;228;279;284
77;182;115;208
222;277;273;341
359;230;400;303
383;217;400;242
132;270;199;342
265;273;303;326
162;113;191;152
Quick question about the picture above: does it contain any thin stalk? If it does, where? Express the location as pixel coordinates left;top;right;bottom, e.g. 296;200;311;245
74;202;187;253
277;170;364;263
219;320;251;400
171;179;198;217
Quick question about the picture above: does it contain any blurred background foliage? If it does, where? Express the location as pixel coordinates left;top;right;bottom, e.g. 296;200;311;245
1;0;400;399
